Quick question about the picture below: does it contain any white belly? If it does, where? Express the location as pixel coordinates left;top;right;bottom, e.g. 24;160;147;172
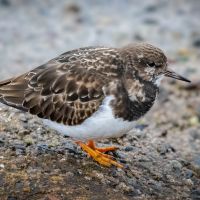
43;96;135;140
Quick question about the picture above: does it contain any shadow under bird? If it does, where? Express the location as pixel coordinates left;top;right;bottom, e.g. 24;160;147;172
0;43;190;167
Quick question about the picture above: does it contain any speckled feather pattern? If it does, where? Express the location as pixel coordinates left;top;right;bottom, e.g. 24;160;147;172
0;43;167;139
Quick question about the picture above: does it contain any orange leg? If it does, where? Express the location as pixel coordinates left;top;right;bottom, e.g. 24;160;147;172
76;140;123;168
87;140;118;153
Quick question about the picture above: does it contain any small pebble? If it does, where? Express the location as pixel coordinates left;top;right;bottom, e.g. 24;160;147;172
184;179;193;186
124;146;134;152
170;160;183;172
0;163;4;168
185;169;193;179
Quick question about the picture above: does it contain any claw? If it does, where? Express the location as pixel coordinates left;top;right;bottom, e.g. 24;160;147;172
76;140;123;168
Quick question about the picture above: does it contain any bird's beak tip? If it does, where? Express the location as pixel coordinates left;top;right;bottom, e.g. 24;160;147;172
165;69;191;83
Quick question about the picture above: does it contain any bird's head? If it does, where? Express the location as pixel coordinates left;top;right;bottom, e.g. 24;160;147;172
122;43;191;86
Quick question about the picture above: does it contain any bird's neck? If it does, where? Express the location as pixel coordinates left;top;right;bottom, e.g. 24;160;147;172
119;77;159;121
124;75;158;103
109;75;158;121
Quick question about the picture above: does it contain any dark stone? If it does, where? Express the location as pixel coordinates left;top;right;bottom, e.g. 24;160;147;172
124;146;134;152
7;197;17;200
191;189;200;200
10;143;26;155
185;169;193;179
193;39;200;48
134;33;144;41
160;130;168;137
0;0;10;6
194;156;200;166
62;142;78;154
119;159;127;164
190;130;200;141
157;144;176;155
143;18;158;25
36;144;51;154
145;5;157;12
0;174;4;187
65;3;80;14
0;138;5;147
135;124;148;131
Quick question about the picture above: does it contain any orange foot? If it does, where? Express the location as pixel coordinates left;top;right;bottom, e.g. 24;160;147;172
76;140;123;168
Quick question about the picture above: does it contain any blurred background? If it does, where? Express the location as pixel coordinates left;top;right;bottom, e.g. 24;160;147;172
0;0;200;199
0;0;200;78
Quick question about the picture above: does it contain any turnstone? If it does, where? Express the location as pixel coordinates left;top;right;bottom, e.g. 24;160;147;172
0;43;190;167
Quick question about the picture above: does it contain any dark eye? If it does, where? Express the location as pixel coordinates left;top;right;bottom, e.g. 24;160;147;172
147;62;156;67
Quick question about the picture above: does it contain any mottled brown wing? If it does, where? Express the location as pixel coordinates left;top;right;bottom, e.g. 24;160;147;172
0;47;124;125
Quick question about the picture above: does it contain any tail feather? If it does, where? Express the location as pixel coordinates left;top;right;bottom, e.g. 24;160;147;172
0;74;29;111
0;65;47;111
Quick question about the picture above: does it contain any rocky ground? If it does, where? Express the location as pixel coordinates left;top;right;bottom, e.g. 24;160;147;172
0;0;200;199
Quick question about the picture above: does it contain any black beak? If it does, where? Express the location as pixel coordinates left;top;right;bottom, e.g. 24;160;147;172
165;69;191;83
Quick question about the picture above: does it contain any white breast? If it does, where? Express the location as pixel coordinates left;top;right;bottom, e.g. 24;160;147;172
154;75;164;86
43;96;135;141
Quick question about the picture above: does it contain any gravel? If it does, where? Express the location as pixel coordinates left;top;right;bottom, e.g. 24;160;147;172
0;0;200;199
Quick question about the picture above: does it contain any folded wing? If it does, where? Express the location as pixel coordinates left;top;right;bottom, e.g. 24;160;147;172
0;47;123;125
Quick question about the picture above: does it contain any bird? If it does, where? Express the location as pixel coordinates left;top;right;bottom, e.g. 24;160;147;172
0;43;190;168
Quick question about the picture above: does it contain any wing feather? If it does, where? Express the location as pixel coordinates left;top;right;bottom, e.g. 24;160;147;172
0;47;124;125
